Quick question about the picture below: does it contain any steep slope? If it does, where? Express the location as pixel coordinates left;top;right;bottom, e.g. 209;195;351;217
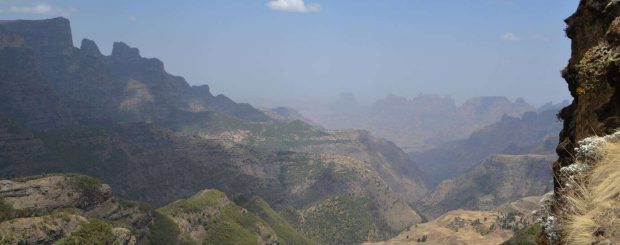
156;189;315;245
0;27;74;129
543;0;620;244
238;197;317;245
271;151;423;244
413;109;561;187
420;154;554;218
0;116;276;207
290;130;427;202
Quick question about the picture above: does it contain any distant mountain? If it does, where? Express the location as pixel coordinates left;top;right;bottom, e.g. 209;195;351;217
263;106;318;125
0;18;269;128
412;109;561;187
300;93;536;152
536;100;569;113
0;17;428;244
420;154;554;219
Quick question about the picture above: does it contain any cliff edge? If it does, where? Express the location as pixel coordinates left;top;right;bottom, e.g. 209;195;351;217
545;0;620;244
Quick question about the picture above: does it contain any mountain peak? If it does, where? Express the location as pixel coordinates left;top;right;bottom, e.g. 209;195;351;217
0;17;73;54
111;41;141;59
80;38;102;56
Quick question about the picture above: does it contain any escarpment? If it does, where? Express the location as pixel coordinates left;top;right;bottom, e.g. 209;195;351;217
544;0;620;244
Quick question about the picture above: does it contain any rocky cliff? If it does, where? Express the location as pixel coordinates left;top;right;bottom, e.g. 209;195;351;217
543;0;620;244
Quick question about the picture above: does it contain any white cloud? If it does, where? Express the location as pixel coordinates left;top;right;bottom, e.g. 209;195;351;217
128;16;137;22
7;3;75;17
266;0;320;13
499;32;520;42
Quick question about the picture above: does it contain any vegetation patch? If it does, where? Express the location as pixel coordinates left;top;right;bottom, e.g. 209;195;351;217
66;174;104;195
158;190;281;245
501;223;542;245
0;195;15;222
159;190;226;214
576;41;618;93
117;198;150;213
58;219;115;245
201;206;261;245
553;136;620;244
300;195;373;245
240;197;316;245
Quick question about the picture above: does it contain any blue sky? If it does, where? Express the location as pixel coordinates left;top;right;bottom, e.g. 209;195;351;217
0;0;579;106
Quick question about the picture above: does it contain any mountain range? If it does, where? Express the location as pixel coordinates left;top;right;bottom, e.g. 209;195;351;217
0;17;432;244
0;17;562;245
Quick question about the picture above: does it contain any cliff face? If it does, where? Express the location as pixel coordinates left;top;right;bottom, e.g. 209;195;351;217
0;18;269;125
0;18;73;62
546;0;620;244
556;0;620;183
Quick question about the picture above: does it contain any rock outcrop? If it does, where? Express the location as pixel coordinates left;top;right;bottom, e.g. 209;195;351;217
0;174;149;245
544;0;620;244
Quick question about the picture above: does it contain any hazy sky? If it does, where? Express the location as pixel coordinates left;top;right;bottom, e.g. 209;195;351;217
0;0;579;106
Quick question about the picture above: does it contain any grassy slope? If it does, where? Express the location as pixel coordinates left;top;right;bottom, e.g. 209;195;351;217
239;197;316;245
293;195;377;245
557;138;620;244
158;189;314;245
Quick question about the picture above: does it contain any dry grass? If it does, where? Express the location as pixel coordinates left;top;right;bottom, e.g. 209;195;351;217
560;141;620;244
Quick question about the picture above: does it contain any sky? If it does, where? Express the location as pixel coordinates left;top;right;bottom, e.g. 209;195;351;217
0;0;580;106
